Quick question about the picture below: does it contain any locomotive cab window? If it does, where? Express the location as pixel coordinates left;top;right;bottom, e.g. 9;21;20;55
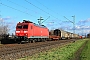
17;25;22;29
23;25;28;29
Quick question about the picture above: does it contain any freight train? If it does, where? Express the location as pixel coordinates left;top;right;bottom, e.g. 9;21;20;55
0;20;81;44
14;20;80;43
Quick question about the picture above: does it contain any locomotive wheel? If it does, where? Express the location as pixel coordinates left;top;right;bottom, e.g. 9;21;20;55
31;40;35;43
28;40;31;43
28;39;31;43
18;41;21;44
31;39;36;43
31;40;33;43
42;38;46;42
32;40;35;43
42;39;45;42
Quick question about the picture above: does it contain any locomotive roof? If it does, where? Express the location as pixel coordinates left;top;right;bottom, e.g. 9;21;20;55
33;23;47;28
22;20;47;28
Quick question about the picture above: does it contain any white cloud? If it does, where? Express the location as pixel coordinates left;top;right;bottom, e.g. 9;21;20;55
75;25;90;29
2;16;11;20
75;18;90;35
0;18;3;21
46;22;54;26
77;18;90;25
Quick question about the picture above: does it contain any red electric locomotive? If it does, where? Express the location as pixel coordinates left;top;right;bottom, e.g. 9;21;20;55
15;20;49;43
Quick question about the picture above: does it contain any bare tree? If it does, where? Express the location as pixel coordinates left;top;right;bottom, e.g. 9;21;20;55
0;18;9;35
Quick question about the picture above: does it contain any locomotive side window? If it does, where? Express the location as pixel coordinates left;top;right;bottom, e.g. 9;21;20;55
23;25;28;29
17;25;22;29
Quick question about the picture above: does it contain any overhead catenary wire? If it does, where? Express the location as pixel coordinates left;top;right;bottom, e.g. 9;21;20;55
7;0;33;12
0;2;36;17
36;0;60;16
64;16;75;33
6;0;43;15
5;0;61;24
35;0;77;30
1;0;62;29
25;0;49;14
24;0;61;21
36;0;75;31
36;0;66;23
31;0;64;28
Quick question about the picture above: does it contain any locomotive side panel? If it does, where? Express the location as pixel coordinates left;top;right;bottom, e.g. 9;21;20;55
32;25;41;37
32;25;49;38
28;23;34;38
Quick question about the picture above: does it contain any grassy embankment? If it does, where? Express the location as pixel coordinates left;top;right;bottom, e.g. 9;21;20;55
18;39;88;60
80;38;90;60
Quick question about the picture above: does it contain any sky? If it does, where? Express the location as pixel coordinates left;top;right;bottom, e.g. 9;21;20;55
0;0;90;35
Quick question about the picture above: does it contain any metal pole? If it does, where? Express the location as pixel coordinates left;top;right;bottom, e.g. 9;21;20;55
72;15;75;34
64;16;75;34
37;17;43;25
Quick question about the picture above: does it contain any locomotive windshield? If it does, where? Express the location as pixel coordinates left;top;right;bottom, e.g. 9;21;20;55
17;25;22;29
23;25;28;29
17;25;28;29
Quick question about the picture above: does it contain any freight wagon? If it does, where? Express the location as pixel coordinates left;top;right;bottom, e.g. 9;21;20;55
49;29;80;40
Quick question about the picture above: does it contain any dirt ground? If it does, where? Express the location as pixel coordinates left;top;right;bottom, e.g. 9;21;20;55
71;40;88;60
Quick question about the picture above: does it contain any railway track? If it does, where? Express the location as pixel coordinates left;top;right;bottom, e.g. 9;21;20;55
0;39;77;60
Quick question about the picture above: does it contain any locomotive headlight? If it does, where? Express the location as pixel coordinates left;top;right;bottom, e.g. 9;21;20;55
24;31;27;33
16;31;20;33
